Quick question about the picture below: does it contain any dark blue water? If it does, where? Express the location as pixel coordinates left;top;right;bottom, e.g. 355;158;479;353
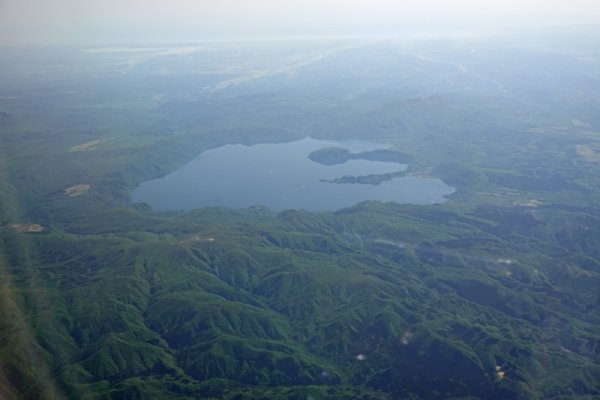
132;137;454;211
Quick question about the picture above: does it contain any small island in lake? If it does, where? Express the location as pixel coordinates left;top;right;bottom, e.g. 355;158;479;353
321;170;407;185
308;147;411;165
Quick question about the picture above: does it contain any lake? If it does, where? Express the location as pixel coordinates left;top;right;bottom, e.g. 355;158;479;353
131;137;454;211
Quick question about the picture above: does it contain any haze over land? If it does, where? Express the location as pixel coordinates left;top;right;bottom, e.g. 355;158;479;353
1;0;600;44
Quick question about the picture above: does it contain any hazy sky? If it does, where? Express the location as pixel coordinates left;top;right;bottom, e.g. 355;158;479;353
1;0;600;44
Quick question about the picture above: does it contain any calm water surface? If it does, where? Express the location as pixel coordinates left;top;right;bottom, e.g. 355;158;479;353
132;137;454;211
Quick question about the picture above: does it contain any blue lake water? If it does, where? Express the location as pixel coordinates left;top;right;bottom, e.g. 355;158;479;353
132;137;454;211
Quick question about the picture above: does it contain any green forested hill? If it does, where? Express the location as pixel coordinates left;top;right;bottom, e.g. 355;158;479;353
2;202;600;399
1;37;600;399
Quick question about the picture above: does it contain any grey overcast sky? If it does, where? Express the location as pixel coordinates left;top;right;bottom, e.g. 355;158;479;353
1;0;600;44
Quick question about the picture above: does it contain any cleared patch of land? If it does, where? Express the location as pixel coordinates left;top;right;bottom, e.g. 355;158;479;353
495;366;505;380
576;144;600;162
8;223;44;233
69;140;105;152
65;184;91;197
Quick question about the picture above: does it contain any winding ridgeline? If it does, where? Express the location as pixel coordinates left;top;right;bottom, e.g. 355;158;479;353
1;35;600;399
